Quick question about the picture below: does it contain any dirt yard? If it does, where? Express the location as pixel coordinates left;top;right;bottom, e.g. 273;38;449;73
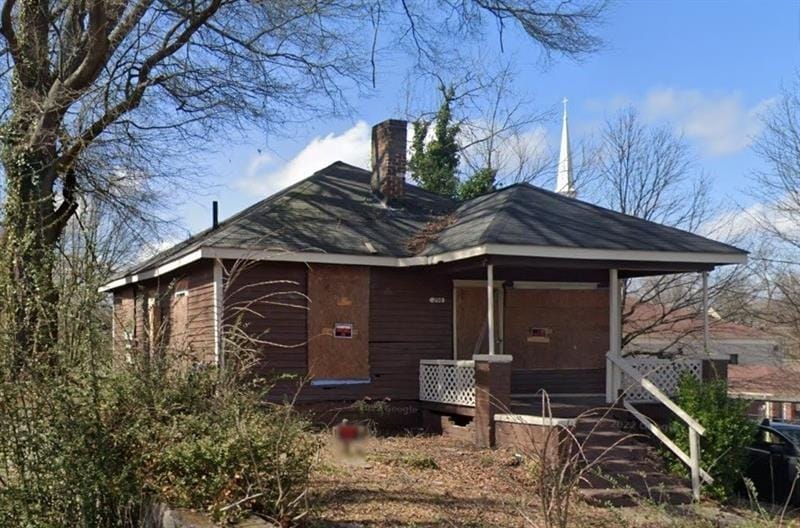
308;433;800;528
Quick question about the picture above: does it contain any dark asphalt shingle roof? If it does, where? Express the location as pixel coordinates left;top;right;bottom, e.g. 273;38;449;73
122;162;454;276
420;183;745;255
118;161;745;281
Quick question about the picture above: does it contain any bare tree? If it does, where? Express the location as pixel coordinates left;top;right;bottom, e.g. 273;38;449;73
748;82;800;358
593;108;745;351
0;0;607;359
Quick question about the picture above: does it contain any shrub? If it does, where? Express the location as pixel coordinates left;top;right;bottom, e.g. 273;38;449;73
0;350;320;527
143;401;318;524
104;359;319;526
665;374;756;500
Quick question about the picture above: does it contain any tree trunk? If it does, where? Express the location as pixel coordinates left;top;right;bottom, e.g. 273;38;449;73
1;152;61;374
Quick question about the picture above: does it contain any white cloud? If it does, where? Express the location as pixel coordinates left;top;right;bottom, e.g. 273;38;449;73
642;88;774;156
137;237;182;264
701;199;800;246
235;121;371;196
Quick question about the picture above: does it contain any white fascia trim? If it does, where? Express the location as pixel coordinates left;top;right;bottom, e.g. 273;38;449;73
480;244;748;265
494;413;576;427
98;249;204;292
100;243;747;291
212;259;224;367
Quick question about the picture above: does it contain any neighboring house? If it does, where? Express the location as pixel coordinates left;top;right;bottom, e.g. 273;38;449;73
101;118;746;448
623;303;800;420
624;303;784;366
728;365;800;421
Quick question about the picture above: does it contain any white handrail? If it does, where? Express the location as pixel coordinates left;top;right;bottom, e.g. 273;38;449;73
607;351;706;435
607;351;710;500
420;359;475;367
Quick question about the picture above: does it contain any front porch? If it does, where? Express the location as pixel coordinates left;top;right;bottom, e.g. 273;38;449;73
418;257;723;501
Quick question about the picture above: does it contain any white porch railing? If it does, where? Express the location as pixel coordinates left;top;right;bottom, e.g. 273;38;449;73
419;359;475;407
609;354;702;403
606;351;713;501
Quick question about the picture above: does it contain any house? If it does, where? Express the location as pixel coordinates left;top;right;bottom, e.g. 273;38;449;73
624;303;783;366
728;365;800;421
102;115;747;501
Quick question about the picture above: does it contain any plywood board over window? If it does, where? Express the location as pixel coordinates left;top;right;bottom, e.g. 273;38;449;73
307;265;370;381
454;286;503;359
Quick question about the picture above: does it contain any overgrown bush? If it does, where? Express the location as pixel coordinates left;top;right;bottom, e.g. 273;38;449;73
0;220;320;526
127;365;319;524
665;374;756;500
0;351;320;526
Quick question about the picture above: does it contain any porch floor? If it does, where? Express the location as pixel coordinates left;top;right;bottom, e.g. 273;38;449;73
509;394;608;419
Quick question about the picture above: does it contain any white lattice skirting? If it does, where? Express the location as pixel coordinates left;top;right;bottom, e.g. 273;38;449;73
419;360;476;407
621;356;702;403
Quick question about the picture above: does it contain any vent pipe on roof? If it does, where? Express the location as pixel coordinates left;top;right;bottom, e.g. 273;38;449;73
371;119;407;203
212;201;219;229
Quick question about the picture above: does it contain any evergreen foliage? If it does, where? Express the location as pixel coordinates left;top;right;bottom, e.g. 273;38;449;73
459;167;498;200
410;87;499;201
665;374;756;500
409;86;462;199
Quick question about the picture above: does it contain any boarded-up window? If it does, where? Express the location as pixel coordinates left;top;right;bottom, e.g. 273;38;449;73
454;286;503;359
307;265;370;380
504;288;608;369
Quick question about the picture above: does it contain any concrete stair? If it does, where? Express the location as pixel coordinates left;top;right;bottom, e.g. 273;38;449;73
572;415;693;507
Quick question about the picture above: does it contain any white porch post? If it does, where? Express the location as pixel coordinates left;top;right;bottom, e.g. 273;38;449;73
607;268;621;402
702;271;709;354
487;263;495;355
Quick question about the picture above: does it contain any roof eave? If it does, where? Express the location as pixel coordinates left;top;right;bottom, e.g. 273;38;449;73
99;243;747;292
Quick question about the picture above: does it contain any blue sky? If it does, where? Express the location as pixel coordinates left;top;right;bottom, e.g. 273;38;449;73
170;1;800;244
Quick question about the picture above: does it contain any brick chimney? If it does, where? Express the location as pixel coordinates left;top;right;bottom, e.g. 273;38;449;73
371;119;407;202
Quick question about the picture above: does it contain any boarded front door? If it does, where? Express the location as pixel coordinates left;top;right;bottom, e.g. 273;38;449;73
454;285;503;359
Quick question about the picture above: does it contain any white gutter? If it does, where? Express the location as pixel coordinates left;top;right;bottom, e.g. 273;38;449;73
99;250;204;292
99;244;747;292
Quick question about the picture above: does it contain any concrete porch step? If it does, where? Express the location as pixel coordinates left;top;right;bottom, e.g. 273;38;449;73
581;443;652;460
575;419;694;507
574;429;642;447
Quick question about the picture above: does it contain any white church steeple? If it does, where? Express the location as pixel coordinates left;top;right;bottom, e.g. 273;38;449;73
556;97;576;198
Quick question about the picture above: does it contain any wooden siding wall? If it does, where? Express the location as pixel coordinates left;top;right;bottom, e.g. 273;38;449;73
511;368;605;394
111;261;215;362
180;262;215;362
224;261;308;376
112;287;135;353
226;264;452;402
367;268;452;400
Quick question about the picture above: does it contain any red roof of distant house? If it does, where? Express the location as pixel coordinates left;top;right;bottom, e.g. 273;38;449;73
624;302;773;341
728;365;800;400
